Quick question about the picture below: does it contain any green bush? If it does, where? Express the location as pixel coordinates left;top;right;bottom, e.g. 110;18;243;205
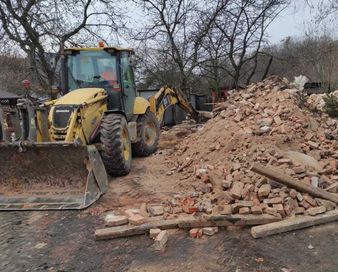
324;94;338;118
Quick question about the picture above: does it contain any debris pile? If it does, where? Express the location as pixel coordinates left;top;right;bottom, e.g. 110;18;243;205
95;76;338;241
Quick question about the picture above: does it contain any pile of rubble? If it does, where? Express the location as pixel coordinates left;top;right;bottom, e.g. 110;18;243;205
160;75;338;221
95;76;338;243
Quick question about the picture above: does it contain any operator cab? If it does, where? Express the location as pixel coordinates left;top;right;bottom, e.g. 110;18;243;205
61;44;137;119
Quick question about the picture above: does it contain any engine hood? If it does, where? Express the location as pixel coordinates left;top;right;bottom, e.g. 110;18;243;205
54;88;106;106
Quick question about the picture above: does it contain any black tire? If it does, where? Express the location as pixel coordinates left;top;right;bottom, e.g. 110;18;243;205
100;114;132;176
132;111;160;157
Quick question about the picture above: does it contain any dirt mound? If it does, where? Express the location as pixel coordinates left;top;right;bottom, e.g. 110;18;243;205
159;76;338;219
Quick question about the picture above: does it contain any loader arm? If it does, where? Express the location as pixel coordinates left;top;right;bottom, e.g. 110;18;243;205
149;86;199;123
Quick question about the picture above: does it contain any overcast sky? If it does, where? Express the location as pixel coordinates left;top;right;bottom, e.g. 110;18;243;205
267;2;311;43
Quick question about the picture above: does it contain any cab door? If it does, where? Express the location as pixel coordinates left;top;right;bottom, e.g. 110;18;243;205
120;52;136;119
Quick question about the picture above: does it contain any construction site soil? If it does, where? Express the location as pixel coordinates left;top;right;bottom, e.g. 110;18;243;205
1;76;338;271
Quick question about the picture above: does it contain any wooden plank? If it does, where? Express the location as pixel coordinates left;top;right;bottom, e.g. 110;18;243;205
95;218;183;240
251;163;338;204
251;209;338;238
95;214;281;240
178;214;280;228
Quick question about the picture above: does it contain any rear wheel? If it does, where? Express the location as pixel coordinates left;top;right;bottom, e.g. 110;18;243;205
100;114;131;176
132;111;160;157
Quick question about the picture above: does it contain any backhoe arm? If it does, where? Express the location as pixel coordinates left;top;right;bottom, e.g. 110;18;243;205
149;86;199;123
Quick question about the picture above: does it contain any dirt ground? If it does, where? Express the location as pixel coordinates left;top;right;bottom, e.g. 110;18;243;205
1;203;338;272
1;125;338;272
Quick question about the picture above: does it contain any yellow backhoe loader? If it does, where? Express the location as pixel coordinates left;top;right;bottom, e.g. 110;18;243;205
0;44;201;210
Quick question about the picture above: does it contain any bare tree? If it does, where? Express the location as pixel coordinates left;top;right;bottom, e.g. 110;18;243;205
0;0;124;91
205;0;289;89
133;0;227;89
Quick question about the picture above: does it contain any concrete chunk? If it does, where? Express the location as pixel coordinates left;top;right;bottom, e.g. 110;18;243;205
148;206;164;217
202;227;218;236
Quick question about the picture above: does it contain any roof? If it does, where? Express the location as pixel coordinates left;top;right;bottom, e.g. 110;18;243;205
0;90;19;99
65;46;134;53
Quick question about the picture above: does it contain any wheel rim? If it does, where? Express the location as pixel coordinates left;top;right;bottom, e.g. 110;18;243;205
122;127;130;161
144;120;157;146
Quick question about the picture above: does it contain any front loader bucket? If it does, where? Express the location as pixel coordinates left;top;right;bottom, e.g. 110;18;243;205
0;143;108;210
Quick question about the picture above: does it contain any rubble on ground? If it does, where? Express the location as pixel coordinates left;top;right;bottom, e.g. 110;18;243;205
155;75;338;224
97;75;338;241
306;90;338;112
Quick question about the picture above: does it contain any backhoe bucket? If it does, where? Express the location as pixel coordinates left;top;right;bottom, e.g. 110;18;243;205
0;143;108;210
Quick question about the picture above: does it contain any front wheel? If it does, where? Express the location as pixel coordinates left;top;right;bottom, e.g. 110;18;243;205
132;111;160;157
100;114;132;176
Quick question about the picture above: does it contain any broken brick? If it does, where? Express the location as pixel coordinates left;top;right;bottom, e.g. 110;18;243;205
154;230;168;250
251;206;263;215
230;182;244;200
258;184;271;198
289;189;297;199
304;195;317;207
104;214;128;227
189;228;203;238
265;207;280;217
306;206;326;216
239;207;250;214
220;204;232;215
148;206;164;217
149;229;161;239
128;214;146;225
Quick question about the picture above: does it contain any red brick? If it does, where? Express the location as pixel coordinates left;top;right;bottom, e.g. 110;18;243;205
183;206;199;214
189;228;203;238
239;207;250;214
251;206;263;215
304;195;316;207
268;197;283;204
128;214;146;225
299;200;310;209
265;207;279;217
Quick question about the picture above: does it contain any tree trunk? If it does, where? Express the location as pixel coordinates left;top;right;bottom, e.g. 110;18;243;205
261;55;273;81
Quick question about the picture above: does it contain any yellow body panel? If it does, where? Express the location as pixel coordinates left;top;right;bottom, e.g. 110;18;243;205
49;88;108;144
55;88;106;105
133;97;150;114
81;102;107;143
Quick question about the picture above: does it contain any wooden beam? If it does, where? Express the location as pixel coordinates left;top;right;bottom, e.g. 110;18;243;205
95;214;280;240
95;218;183;240
178;214;280;228
251;163;338;204
251;209;338;238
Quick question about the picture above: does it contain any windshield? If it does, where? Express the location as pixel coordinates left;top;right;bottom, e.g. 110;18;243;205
67;50;118;91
